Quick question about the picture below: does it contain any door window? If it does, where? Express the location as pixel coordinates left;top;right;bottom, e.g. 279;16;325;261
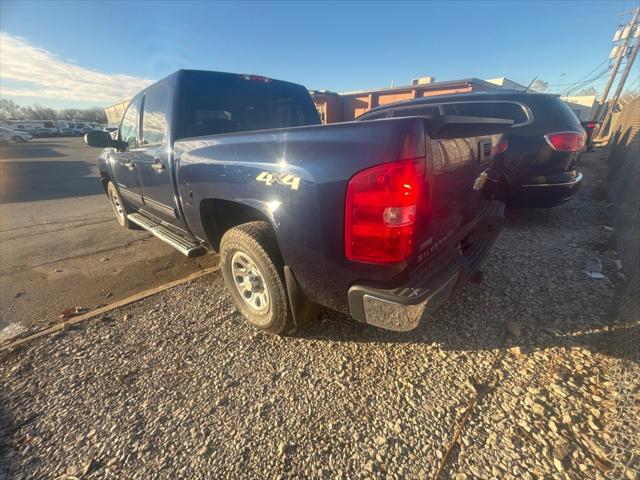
120;96;141;148
141;84;169;146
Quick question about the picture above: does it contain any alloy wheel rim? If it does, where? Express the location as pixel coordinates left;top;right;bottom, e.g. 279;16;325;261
230;251;270;316
110;191;124;220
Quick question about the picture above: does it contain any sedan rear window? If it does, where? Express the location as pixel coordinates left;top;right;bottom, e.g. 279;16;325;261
548;97;582;127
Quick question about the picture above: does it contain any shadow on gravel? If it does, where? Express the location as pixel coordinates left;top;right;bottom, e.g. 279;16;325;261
302;202;626;361
0;350;21;478
302;288;627;362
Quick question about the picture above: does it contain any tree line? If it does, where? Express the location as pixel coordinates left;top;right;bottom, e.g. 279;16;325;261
0;99;107;124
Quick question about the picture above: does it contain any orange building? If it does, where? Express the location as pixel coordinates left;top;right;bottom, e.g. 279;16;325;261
311;77;505;124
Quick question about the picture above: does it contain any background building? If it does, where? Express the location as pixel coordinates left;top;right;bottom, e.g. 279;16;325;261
311;76;530;123
561;94;599;120
104;100;129;126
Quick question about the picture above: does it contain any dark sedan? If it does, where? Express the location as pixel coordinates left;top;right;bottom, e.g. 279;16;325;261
357;91;586;209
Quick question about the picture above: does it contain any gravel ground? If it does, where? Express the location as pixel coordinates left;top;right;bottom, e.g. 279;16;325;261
0;152;633;479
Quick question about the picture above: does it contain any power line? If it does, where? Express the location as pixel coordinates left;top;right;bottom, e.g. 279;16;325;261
562;70;610;95
547;59;610;87
622;73;640;91
559;68;613;96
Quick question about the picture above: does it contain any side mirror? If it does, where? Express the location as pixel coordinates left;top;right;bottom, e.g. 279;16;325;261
84;130;127;150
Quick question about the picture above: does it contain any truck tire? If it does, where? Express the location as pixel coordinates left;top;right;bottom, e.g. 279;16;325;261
220;221;293;335
106;181;133;229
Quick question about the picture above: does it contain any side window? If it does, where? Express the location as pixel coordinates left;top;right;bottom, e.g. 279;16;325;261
360;111;388;121
452;102;528;125
120;97;141;148
442;104;458;115
392;105;439;117
141;84;169;146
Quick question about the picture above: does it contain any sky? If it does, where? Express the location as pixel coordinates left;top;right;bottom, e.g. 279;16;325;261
0;0;639;109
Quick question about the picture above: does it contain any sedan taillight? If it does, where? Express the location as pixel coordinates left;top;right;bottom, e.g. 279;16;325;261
544;132;586;152
491;139;509;156
345;158;425;263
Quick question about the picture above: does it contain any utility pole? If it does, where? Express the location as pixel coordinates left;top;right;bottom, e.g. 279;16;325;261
598;36;640;138
591;7;640;121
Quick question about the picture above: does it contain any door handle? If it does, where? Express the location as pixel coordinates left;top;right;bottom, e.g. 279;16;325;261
124;161;135;171
151;159;165;173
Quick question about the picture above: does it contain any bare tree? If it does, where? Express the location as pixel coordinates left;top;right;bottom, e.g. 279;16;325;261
530;79;549;93
20;104;58;120
0;101;107;124
0;99;23;120
576;87;597;96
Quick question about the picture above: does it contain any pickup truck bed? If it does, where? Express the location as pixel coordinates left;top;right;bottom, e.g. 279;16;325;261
176;115;509;318
87;69;511;334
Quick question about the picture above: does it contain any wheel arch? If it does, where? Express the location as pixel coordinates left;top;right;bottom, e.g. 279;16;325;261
199;198;276;252
99;171;111;193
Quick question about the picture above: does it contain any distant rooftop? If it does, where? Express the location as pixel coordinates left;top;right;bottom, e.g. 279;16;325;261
337;77;500;97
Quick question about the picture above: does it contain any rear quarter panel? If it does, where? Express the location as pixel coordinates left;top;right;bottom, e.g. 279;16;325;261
175;118;426;312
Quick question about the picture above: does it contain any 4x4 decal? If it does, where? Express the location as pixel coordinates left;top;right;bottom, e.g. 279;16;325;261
256;171;301;190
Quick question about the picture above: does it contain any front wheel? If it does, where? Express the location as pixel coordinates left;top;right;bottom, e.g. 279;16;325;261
12;136;24;143
220;222;293;335
106;181;133;229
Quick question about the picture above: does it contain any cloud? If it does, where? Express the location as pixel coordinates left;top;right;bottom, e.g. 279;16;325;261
0;32;153;105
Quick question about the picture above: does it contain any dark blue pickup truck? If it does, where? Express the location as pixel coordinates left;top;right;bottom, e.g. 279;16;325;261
86;70;511;334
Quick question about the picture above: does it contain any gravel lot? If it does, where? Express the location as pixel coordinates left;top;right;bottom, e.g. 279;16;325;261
0;152;632;479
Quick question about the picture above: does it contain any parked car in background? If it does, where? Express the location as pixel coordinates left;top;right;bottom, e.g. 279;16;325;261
58;126;75;136
62;124;86;136
33;127;58;137
2;119;57;133
0;131;12;146
358;91;586;208
580;120;599;151
85;69;511;335
0;127;32;143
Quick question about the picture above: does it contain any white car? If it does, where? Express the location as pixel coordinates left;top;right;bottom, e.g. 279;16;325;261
0;131;12;146
0;127;32;143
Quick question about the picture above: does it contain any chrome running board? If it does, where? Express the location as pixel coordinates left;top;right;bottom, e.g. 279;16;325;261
127;213;206;257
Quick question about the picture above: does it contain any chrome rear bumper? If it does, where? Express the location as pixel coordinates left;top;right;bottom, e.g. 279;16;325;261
348;201;504;331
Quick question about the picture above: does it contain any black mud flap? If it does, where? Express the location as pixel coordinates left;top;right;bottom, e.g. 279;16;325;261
284;266;323;331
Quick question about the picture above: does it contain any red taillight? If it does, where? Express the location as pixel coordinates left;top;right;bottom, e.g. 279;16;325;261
544;132;586;152
491;140;509;156
587;122;597;130
345;158;425;263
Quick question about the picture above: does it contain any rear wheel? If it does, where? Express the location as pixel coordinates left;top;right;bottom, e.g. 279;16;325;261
220;221;293;334
106;181;133;229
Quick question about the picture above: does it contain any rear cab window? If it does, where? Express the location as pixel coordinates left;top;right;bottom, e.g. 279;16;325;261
176;72;320;140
